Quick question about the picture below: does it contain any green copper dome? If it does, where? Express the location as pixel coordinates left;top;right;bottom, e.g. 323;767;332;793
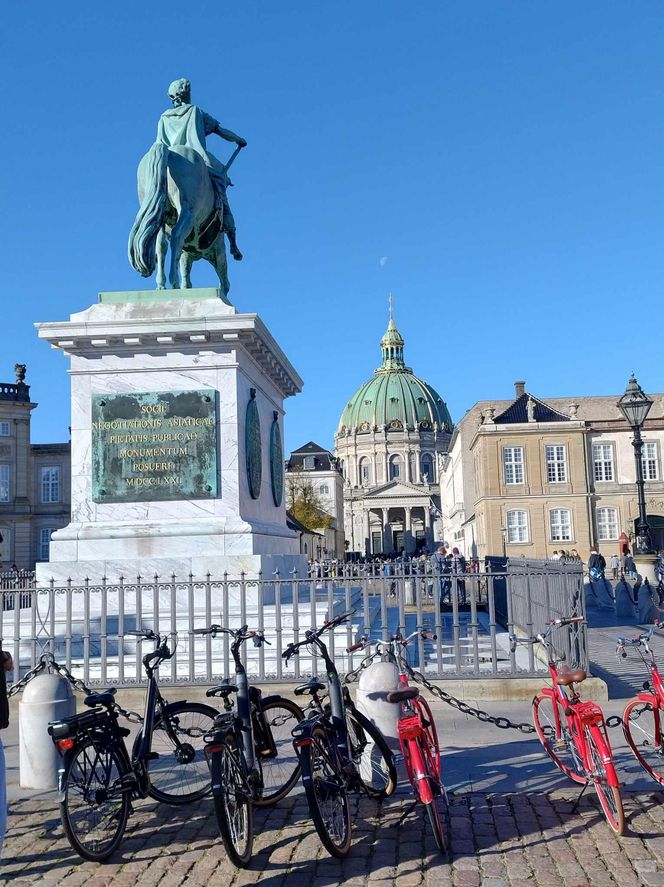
337;311;453;435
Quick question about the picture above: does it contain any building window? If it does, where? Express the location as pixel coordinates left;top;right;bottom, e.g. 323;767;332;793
0;423;9;437
303;456;315;470
319;484;329;496
41;466;61;503
39;528;55;561
597;507;619;541
0;465;9;502
389;455;402;481
545;445;567;483
506;510;528;543
359;458;371;485
550;508;572;541
421;453;435;483
642;442;659;481
592;444;614;482
503;447;524;485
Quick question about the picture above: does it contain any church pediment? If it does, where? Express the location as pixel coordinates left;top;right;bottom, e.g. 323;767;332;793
363;480;427;499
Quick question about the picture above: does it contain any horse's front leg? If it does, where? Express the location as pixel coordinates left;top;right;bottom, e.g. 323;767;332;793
210;235;230;301
156;228;168;289
179;250;193;288
168;207;194;289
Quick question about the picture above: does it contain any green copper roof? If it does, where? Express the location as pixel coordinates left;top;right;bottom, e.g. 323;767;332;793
337;313;453;434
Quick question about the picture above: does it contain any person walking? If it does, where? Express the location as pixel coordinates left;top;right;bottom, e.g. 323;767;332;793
624;553;637;580
588;547;606;580
610;554;620;581
0;646;12;857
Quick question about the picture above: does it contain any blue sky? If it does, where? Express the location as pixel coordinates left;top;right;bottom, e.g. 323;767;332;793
3;2;664;452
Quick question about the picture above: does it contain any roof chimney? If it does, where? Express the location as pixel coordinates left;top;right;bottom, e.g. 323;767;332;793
514;380;525;398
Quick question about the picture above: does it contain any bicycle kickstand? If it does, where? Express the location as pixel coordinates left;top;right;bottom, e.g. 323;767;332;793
394;799;419;828
570;780;590;815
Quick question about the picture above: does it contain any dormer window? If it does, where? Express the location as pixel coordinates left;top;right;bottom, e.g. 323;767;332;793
303;456;315;470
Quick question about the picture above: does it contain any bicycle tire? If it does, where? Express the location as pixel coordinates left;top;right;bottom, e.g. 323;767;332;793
61;735;131;862
345;706;396;799
585;725;624;834
211;730;254;867
532;693;587;784
133;701;218;805
415;696;442;784
301;723;352;858
425;796;450;859
252;696;304;807
623;697;664;786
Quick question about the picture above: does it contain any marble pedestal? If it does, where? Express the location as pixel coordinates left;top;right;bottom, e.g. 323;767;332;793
35;288;306;585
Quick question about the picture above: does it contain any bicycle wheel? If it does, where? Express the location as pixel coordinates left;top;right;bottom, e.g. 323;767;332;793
623;698;664;785
134;701;217;805
345;706;396;799
211;731;254;867
301;724;352;858
425;796;450;859
585;725;625;835
532;693;587;784
61;736;130;862
252;696;304;807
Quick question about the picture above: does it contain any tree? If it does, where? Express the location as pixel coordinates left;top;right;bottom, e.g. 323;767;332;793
287;480;334;531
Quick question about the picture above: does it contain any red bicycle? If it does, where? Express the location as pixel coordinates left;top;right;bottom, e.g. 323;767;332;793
617;623;664;785
349;629;449;857
511;616;624;834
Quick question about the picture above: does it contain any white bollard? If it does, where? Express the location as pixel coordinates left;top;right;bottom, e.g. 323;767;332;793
356;659;401;748
19;673;76;789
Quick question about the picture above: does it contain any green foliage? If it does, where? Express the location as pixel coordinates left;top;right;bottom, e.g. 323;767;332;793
287;480;334;531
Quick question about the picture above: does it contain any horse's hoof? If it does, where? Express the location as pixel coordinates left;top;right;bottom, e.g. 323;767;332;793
232;250;243;261
157;284;165;290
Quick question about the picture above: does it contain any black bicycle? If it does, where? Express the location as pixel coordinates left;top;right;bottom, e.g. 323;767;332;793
198;624;304;867
48;629;218;861
284;610;397;858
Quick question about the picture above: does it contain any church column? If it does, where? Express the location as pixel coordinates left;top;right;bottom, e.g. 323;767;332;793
404;506;413;554
363;509;371;556
423;506;432;550
381;507;390;555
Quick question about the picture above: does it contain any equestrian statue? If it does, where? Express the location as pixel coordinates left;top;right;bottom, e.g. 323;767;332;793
128;78;247;296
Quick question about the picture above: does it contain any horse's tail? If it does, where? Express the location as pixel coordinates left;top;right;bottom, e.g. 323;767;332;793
128;142;169;277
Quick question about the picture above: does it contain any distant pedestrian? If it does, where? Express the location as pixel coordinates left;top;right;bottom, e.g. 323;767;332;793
624;554;637;580
550;550;560;561
587;547;606;581
610;554;620;580
452;547;466;603
570;549;581;562
0;645;12;857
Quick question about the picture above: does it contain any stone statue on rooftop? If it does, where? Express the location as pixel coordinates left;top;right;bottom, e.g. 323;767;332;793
128;78;247;296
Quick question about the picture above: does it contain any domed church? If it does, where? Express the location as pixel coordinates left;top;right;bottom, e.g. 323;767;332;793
334;306;453;556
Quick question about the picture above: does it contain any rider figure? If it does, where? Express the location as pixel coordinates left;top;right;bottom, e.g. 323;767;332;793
158;78;246;260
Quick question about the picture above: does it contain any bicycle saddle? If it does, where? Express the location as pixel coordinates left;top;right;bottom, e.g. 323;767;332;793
206;681;238;698
83;688;117;708
556;667;587;687
386;686;420;703
294;677;326;696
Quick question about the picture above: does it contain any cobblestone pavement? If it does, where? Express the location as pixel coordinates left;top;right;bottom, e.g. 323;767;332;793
3;786;664;887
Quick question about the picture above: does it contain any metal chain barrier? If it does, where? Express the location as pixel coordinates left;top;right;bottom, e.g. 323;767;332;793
7;653;144;724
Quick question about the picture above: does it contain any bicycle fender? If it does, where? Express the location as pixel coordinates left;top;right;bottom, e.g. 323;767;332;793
637;691;659;705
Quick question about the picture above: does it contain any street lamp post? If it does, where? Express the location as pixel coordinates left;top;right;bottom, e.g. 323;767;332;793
617;374;654;557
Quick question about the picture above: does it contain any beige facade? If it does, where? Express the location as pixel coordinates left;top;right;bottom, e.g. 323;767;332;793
440;381;664;562
0;368;71;569
285;442;345;559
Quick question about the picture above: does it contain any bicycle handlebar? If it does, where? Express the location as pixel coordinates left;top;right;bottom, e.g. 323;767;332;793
509;615;585;653
282;609;356;662
616;622;660;657
345;628;437;655
192;624;271;646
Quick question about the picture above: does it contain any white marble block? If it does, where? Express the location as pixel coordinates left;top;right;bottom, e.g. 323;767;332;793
35;288;306;584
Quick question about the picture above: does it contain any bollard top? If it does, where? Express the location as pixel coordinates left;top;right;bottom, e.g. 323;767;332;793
20;672;76;704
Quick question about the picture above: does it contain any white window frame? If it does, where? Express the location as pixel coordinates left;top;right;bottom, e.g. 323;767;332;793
503;447;524;485
0;422;10;437
642;442;659;482
597;507;619;541
592;443;614;482
549;508;572;541
545;444;567;483
389;455;402;481
421;454;435;483
41;466;61;504
319;484;330;496
359;459;371;485
506;509;529;543
39;527;55;561
303;456;315;470
0;465;9;502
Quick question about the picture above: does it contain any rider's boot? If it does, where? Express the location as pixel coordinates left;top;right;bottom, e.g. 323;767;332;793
227;229;243;261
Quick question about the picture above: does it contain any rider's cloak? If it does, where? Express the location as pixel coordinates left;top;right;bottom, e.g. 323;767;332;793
157;104;226;180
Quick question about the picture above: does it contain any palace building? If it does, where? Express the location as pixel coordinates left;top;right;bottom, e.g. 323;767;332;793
334;309;453;556
441;380;664;562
